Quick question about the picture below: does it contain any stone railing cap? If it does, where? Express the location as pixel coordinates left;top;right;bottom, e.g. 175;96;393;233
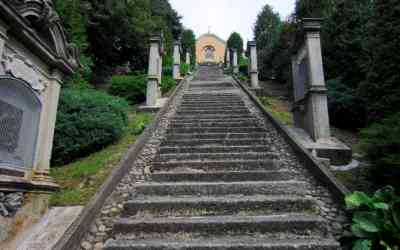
302;18;323;32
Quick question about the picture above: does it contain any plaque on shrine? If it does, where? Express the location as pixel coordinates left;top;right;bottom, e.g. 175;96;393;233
0;76;41;173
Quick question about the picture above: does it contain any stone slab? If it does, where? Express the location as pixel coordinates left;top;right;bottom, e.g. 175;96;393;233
286;126;352;166
6;206;83;250
138;97;168;112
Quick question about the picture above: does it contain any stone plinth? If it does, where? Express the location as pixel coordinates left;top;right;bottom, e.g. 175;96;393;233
291;18;351;165
226;49;231;69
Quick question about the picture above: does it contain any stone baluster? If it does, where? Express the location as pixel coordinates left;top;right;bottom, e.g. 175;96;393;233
232;49;238;74
247;41;260;89
226;48;231;69
0;20;8;74
173;41;181;80
146;34;163;106
292;18;330;141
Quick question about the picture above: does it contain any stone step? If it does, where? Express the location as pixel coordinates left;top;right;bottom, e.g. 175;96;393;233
169;118;258;123
104;238;340;250
155;152;278;162
181;101;245;106
166;127;266;134
173;114;255;120
123;195;317;217
112;214;328;237
169;121;260;128
132;181;308;196
178;107;249;112
152;159;279;172
179;105;246;110
150;170;295;182
176;110;251;116
161;138;271;147
158;146;271;154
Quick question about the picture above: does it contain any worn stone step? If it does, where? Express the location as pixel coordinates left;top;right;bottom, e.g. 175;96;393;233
174;114;255;120
132;181;308;196
150;170;294;182
169;121;259;128
169;118;258;124
176;110;251;116
105;238;340;250
161;138;271;147
181;101;245;106
155;152;278;162
112;214;328;237
159;146;271;154
152;159;279;171
167;127;266;134
178;107;249;112
123;195;317;217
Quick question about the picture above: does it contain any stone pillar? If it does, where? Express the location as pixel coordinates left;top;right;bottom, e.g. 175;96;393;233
173;41;181;80
186;52;191;65
146;35;162;106
247;41;260;89
0;21;8;73
226;49;231;68
33;70;63;184
292;18;330;141
232;49;238;74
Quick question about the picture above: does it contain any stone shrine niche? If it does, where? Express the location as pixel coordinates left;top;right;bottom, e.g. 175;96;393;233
0;77;41;173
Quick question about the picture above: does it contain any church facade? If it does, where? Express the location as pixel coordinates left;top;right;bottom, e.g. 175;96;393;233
196;33;226;64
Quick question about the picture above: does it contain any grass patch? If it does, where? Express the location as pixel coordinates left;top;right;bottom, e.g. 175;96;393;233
50;110;154;206
258;96;293;125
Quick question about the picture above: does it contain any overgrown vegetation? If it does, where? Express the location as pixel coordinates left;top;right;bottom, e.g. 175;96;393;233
52;88;129;166
343;186;400;250
50;112;154;206
258;96;293;125
108;74;147;104
160;75;176;94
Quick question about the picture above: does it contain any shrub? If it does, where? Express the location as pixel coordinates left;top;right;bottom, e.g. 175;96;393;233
239;64;248;76
327;78;367;129
180;63;189;75
360;113;400;189
52;88;129;165
343;186;400;250
160;75;176;94
108;74;147;104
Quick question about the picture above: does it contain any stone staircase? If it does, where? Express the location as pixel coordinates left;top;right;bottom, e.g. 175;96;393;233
104;66;340;249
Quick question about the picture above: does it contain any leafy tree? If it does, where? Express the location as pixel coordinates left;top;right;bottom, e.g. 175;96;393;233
253;4;282;80
294;0;336;20
227;32;244;59
359;0;400;123
181;29;196;65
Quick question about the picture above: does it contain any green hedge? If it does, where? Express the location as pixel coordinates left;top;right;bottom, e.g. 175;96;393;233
108;74;147;104
160;75;176;94
180;63;189;75
361;112;400;190
52;88;129;166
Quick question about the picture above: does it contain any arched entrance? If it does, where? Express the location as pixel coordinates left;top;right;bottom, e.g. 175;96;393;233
203;46;216;63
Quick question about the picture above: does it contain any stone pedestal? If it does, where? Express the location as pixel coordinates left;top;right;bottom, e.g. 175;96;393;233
140;33;165;111
173;41;181;80
291;18;351;165
0;0;79;244
232;49;239;74
247;41;260;89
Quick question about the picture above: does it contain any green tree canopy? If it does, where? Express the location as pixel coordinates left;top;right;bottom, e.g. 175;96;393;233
227;32;244;57
253;4;282;80
181;29;196;65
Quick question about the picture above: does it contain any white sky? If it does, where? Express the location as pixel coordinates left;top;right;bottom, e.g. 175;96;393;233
169;0;295;44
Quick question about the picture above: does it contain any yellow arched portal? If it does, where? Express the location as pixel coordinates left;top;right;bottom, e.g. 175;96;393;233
196;33;226;64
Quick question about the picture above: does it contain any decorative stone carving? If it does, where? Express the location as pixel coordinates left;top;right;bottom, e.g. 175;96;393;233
1;53;47;92
10;0;79;68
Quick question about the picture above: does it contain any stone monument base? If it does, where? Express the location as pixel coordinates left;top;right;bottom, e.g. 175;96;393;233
138;97;168;112
287;127;352;166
